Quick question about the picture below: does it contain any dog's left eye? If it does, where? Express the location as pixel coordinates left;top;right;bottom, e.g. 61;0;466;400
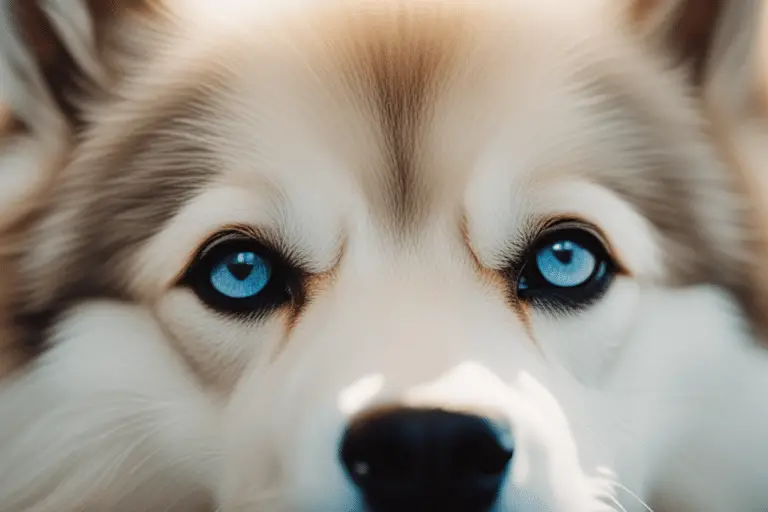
182;233;298;316
516;225;615;309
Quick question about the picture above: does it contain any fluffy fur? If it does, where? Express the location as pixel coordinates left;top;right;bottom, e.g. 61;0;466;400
1;0;768;511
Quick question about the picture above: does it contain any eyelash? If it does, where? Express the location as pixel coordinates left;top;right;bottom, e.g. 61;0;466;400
180;220;616;319
180;231;303;319
510;221;618;312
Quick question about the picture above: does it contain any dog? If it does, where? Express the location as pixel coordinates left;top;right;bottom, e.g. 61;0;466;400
1;0;768;510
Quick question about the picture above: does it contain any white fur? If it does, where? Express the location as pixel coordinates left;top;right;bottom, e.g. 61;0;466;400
0;303;218;511
2;0;768;511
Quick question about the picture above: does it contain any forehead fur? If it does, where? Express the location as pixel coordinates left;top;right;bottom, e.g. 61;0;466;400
7;0;761;344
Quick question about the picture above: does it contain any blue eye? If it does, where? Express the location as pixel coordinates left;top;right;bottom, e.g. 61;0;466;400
183;234;298;316
210;251;271;299
516;227;615;308
535;240;597;288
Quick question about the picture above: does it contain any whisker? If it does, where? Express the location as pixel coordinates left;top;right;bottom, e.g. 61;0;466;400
610;481;656;512
603;493;629;512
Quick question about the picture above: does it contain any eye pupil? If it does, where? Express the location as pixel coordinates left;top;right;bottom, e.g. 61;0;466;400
227;262;253;280
227;252;257;281
551;242;574;264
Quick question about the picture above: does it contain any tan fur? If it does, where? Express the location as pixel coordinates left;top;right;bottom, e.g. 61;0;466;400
1;0;768;511
4;0;764;340
696;0;768;334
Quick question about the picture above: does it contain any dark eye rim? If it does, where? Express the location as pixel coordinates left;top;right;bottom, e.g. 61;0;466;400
180;231;303;318
514;220;617;311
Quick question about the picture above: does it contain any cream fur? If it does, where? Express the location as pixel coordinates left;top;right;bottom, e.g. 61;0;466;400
0;1;767;511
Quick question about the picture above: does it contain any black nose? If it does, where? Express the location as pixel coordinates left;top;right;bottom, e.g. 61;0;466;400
340;408;513;512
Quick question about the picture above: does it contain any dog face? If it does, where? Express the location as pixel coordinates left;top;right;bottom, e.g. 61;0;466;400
2;1;768;511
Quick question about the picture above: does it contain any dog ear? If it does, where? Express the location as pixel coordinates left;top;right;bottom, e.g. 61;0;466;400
699;1;768;117
700;1;768;337
0;0;153;230
626;0;729;86
695;0;768;200
698;0;768;200
628;1;768;337
0;0;155;133
627;0;768;117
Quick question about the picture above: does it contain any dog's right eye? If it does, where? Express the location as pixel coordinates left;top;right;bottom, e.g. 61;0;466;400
182;233;299;317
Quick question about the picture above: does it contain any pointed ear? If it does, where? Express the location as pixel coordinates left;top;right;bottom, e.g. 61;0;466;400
627;0;729;85
626;0;768;110
0;0;152;230
0;0;154;133
700;1;768;335
622;0;768;149
627;1;768;336
698;0;768;200
698;0;768;118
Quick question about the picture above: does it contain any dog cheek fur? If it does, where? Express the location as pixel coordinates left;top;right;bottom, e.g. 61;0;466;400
0;301;217;512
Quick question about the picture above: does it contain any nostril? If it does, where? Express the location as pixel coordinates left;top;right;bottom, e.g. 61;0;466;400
343;429;412;482
340;407;512;511
452;425;513;481
341;409;425;490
